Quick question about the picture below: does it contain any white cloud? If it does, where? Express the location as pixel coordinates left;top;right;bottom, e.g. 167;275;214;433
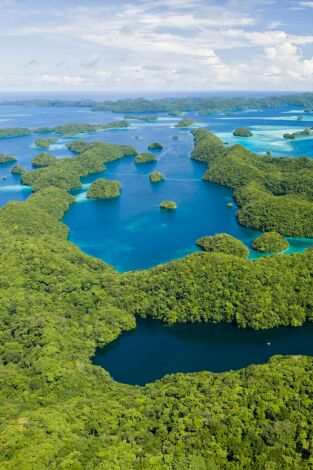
299;1;313;7
0;0;312;91
81;53;100;68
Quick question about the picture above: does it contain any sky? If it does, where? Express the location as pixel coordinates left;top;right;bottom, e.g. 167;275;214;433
0;0;313;93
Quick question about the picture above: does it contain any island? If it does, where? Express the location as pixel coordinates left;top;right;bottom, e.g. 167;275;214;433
124;115;158;121
53;120;130;135
32;153;57;168
134;152;157;164
168;110;182;116
0;127;32;138
149;172;165;183
283;128;312;139
148;142;163;150
192;128;313;238
0;154;17;164
86;178;122;199
174;118;195;128
233;127;253;137
196;233;249;258
11;165;25;175
253;231;289;253
160;200;177;210
35;137;58;148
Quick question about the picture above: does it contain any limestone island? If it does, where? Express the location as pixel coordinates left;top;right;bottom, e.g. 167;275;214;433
135;152;157;164
0;154;17;164
174;118;195;128
150;172;165;183
160;200;177;210
32;153;57;168
124;115;158;122
283;128;312;140
253;231;289;253
11;165;25;175
35;137;58;148
87;178;121;199
196;233;249;258
148;142;163;150
233;127;253;137
168;110;182;116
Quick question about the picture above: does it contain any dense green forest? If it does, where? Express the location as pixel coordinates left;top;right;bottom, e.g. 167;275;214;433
192;128;313;237
87;178;122;199
1;130;313;467
0;121;130;139
2;92;313;114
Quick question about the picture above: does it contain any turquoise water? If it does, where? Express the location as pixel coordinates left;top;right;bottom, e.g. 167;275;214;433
1;101;313;381
1;104;313;270
94;318;313;385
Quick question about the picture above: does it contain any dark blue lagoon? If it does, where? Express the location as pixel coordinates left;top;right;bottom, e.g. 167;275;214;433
94;318;313;385
1;103;313;270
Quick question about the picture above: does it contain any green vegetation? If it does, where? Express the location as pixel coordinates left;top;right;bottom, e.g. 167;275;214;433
192;128;313;237
253;231;289;253
233;127;253;137
283;128;312;139
0;127;32;138
227;202;234;207
32;153;57;168
35;137;58;148
1;123;313;467
174;118;195;128
11;165;25;175
22;141;137;192
0;154;16;164
160;200;177;210
0;121;130;141
53;120;130;135
124;115;158;121
87;178;121;199
134;152;157;164
150;172;165;183
168;110;182;116
148;142;163;150
196;233;249;258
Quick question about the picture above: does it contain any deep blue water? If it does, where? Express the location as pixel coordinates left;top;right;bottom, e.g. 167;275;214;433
1;99;313;382
1;103;313;270
94;318;313;385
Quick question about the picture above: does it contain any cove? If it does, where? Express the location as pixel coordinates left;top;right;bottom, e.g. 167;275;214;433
93;318;313;385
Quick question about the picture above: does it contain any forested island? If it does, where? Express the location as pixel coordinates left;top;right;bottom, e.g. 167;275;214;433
160;200;177;210
35;137;58;148
192;128;313;237
283;127;312;139
3;92;313;114
148;142;163;150
174;118;195;128
0;121;131;140
134;152;157;164
253;231;289;253
87;178;122;199
196;233;249;258
1;123;313;468
0;154;16;164
233;127;253;137
150;172;165;183
124;115;158;121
